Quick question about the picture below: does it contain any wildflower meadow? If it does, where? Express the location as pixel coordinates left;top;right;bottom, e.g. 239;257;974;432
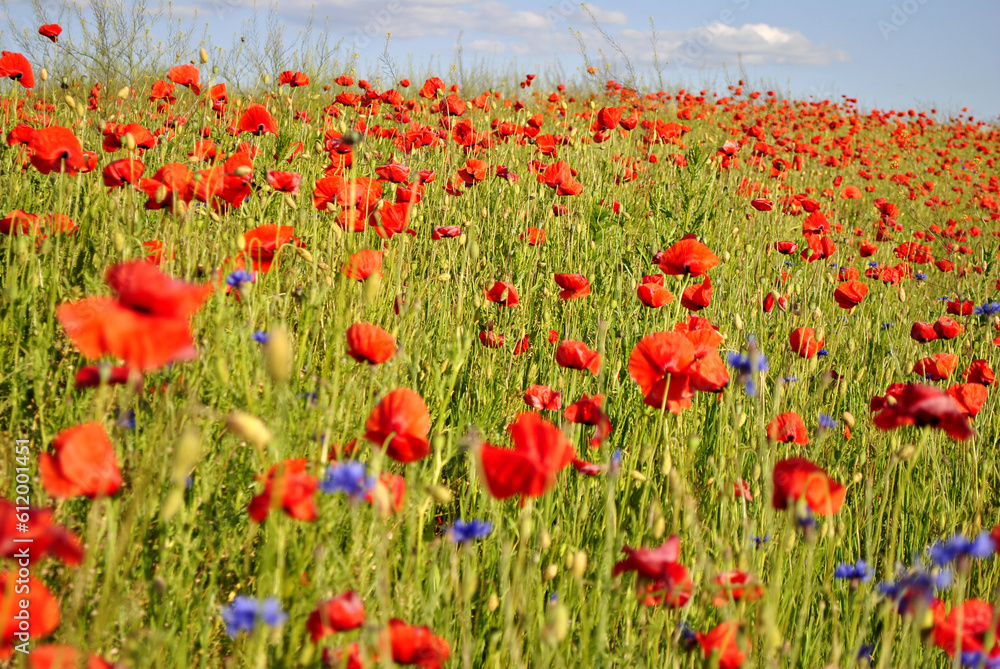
1;9;1000;669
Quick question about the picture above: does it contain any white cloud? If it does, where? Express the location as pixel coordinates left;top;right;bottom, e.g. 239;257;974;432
646;23;851;67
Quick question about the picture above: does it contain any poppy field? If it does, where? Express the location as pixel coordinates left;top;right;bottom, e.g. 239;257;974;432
2;25;1000;669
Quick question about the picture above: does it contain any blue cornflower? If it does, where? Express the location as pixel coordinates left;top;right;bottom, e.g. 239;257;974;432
320;461;376;499
610;449;622;474
253;331;269;344
548;592;558;604
728;341;768;397
781;375;799;383
834;560;874;582
677;621;699;650
868;261;879;268
915;272;927;281
973;302;1000;316
928;532;995;566
879;566;952;614
751;534;770;548
220;596;287;638
938;296;951;301
226;269;255;289
817;348;829;357
449;519;493;543
857;644;875;662
881;322;895;330
961;651;1000;668
115;409;136;429
818;414;839;429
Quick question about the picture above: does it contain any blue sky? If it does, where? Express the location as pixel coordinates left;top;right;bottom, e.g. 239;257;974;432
3;0;998;118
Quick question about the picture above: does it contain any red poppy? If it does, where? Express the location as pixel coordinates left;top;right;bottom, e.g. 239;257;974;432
789;327;824;358
478;330;504;348
38;24;62;42
520;227;546;245
910;321;938;343
0;572;59;658
26;644;116;669
385;619;450;669
913;353;958;381
266;170;302;195
964;360;995;386
0;500;83;566
39;423;122;499
696;622;747;669
28;126;85;175
680;275;712;311
479;412;575;501
0;51;34;89
340;250;383;281
775;241;798;254
628;331;696;412
365;473;406;514
485;281;519;307
306;592;365;642
73;365;139;390
933;316;964;340
346;323;396;364
57;262;211;372
947;299;974;316
102;159;145;189
657;238;719;276
766;412;809;444
237;104;278;135
613;536;692;607
364;388;431;463
751;198;773;211
167;64;202;95
0;210;40;236
563;394;613;446
375;161;410;183
772;458;845;515
636;282;674;308
524;385;562;411
947;383;988;417
711;571;763;606
833;280;868;309
431;225;462;240
555;340;601;375
247;459;318;522
553;274;590;299
278;70;309;87
931;600;997;658
242;224;303;272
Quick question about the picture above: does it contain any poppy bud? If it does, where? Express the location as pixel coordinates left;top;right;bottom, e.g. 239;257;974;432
519;514;533;537
294;247;313;263
40;68;48;81
896;444;916;461
113;230;125;252
426;484;453;504
543;564;558;581
539;529;551;549
629;470;647;482
226;411;273;447
487;593;499;612
124;132;136;151
64;94;75;108
811;306;822;321
852;472;863;484
722;251;731;263
199;47;209;63
898;286;906;302
437;273;451;282
75;102;85;116
733;314;744;331
117;86;130;100
264;325;292;385
172;428;201;484
263;74;270;84
736;412;747;428
233;165;252;177
154;184;168;203
572;550;588;578
842;411;855;427
563;550;575;571
652;516;666;539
